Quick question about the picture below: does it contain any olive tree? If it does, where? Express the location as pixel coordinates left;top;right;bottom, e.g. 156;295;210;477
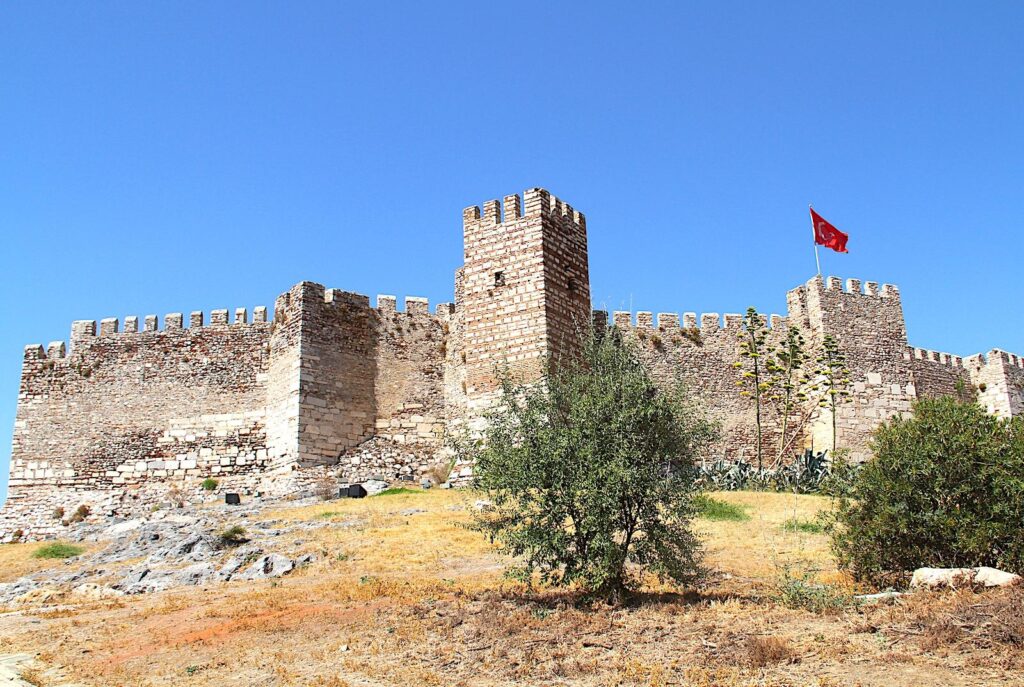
469;328;718;602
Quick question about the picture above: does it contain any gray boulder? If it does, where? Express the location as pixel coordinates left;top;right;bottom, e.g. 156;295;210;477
239;553;295;580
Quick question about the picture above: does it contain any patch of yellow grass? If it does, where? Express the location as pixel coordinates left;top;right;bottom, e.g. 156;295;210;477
697;491;837;582
274;488;505;582
0;541;96;583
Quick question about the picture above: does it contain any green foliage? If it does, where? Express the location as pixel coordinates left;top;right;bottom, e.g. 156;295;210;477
776;573;855;614
33;542;84;559
374;487;419;497
694;496;750;521
200;478;219;491
818;448;859;497
469;328;718;601
696;449;835;494
781;518;825;534
218;525;248;547
832;397;1024;582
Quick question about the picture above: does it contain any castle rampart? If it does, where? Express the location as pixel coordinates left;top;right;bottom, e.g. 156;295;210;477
2;187;1022;539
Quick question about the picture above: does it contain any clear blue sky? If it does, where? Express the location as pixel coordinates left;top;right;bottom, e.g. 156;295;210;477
2;2;1022;505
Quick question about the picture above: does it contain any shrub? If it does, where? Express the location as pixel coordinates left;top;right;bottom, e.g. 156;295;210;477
776;575;853;614
746;636;794;667
52;507;65;521
694;495;750;521
218;525;247;547
201;478;219;491
819;448;859;497
832;397;1024;583
33;542;85;559
68;505;91;523
469;328;718;601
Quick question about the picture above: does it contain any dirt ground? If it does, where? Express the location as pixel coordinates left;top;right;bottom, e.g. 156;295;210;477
1;489;1021;686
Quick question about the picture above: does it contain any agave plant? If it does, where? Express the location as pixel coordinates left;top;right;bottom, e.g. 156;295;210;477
697;449;841;494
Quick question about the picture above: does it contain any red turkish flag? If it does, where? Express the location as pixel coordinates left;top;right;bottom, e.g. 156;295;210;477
810;208;849;253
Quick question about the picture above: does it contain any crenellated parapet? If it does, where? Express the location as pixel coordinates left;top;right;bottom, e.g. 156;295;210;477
463;187;586;233
596;308;788;337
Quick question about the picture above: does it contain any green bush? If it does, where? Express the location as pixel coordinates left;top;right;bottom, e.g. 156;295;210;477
33;542;85;559
201;478;219;491
832;397;1024;583
218;525;247;547
469;328;718;601
694;495;750;521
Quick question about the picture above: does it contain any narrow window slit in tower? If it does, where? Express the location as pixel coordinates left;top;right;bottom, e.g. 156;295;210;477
494;271;505;287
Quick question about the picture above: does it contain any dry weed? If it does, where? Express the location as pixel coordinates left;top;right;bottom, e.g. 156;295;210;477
746;635;794;667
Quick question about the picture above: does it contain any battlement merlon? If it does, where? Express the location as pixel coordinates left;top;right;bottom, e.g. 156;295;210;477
463;188;586;231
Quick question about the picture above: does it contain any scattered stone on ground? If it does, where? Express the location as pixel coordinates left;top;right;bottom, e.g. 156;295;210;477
0;491;357;604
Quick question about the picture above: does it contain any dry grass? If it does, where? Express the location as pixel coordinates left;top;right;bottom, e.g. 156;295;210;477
696;491;838;583
745;635;794;667
0;489;1019;687
0;541;96;583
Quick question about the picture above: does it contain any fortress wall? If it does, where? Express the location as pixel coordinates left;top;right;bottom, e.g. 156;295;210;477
601;310;789;463
539;192;591;368
908;347;973;401
442;267;468;429
4;309;273;537
372;295;447;448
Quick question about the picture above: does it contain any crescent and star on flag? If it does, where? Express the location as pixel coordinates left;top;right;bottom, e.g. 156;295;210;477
807;205;849;275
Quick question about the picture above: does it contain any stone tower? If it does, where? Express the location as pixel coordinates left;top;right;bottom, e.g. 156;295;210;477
459;188;591;412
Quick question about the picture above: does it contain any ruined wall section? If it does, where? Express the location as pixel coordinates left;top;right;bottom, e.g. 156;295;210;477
5;307;273;536
788;276;914;460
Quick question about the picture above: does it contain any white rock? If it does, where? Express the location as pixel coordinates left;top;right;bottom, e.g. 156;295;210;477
910;567;975;589
473;499;494;512
974;566;1022;588
71;583;125;600
101;518;145;539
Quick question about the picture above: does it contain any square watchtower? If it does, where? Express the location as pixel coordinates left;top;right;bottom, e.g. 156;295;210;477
460;188;591;409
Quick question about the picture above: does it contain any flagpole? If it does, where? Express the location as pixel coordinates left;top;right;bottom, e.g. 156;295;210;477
809;203;821;276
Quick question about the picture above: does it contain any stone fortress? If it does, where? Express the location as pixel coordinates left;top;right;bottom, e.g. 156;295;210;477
3;188;1023;538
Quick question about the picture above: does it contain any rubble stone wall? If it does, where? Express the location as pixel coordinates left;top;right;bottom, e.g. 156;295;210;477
5;308;274;536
